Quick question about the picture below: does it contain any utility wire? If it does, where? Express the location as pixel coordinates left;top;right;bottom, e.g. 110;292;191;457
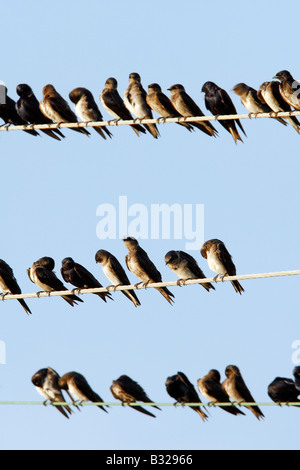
0;401;298;407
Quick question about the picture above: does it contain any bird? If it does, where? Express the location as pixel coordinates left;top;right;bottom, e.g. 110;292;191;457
58;371;108;413
146;83;194;132
268;376;300;405
0;87;40;136
39;84;90;136
292;366;300;393
164;250;215;292
69;87;112;140
31;367;74;419
233;82;287;126
201;81;247;144
165;371;208;421
0;259;32;315
95;249;141;307
273;70;300;110
100;77;146;137
15;84;65;141
60;257;113;303
200;239;244;294
257;81;300;133
110;375;161;418
123;72;160;139
123;237;175;305
27;256;83;307
168;84;218;137
197;369;245;416
222;365;264;420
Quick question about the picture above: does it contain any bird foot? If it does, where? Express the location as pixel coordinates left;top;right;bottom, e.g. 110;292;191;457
134;282;144;289
0;293;8;301
36;291;45;298
177;279;186;286
106;284;121;292
72;287;81;295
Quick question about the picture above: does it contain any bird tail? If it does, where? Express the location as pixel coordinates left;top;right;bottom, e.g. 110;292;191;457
193;406;208;421
130;404;156;418
122;290;141;307
191;121;218;137
199;282;215;292
144;123;160;139
221;404;246;416
130;124;147;136
93;125;113;140
94;291;113;303
156;287;175;305
228;126;243;145
41;129;62;141
62;294;84;306
236;119;247;137
248;405;264;420
231;280;244;295
286;116;300;133
70;127;91;136
18;298;32;315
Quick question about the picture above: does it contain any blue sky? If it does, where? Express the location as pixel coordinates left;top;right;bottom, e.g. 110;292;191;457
0;0;300;450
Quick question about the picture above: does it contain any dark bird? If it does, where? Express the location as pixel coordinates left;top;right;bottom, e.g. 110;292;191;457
0;87;39;136
197;369;245;416
0;259;31;315
110;375;160;418
27;256;83;307
273;70;300;110
200;239;244;294
95;249;141;307
164;250;215;292
165;371;208;421
39;84;90;136
123;237;174;305
58;371;108;413
61;257;113;303
222;365;264;420
123;73;160;138
146;83;194;132
100;77;146;137
202;81;247;144
15;84;65;141
31;367;74;419
268;376;300;405
233;82;287;126
292;366;300;393
69;87;112;140
257;81;300;133
168;84;218;137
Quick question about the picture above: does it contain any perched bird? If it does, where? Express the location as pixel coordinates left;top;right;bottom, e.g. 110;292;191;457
268;376;300;405
197;369;245;416
202;81;246;144
123;237;174;305
257;81;300;133
100;77;146;137
69;87;112;140
168;84;218;137
95;249;141;307
292;366;300;393
39;84;90;136
61;257;113;303
58;371;108;413
165;371;208;421
27;256;83;307
110;375;160;418
123;72;160;139
0;259;31;315
222;365;264;420
164;250;215;292
146;83;194;132
15;83;65;141
273;70;300;110
200;239;244;294
0;87;39;136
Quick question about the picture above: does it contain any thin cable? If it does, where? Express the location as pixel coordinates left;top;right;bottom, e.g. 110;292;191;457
0;401;298;407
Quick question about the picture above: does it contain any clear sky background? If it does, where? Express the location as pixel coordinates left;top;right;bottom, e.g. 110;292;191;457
0;0;300;450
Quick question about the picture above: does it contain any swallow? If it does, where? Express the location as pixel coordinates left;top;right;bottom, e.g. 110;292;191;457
292;366;300;393
165;371;208;421
168;84;218;137
0;87;39;136
0;259;31;315
268;376;300;405
110;375;160;418
197;369;245;416
222;365;264;420
200;239;244;294
257;81;300;133
58;371;108;413
123;237;174;305
69;87;112;140
61;257;113;303
123;73;160;138
31;367;74;419
27;256;83;306
95;249;141;307
100;77;146;137
39;84;90;136
15;84;65;141
146;83;194;132
273;70;300;110
164;250;215;292
201;81;246;144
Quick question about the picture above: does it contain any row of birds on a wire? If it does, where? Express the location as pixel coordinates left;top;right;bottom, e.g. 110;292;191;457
0;70;299;144
0;238;244;315
30;365;300;421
